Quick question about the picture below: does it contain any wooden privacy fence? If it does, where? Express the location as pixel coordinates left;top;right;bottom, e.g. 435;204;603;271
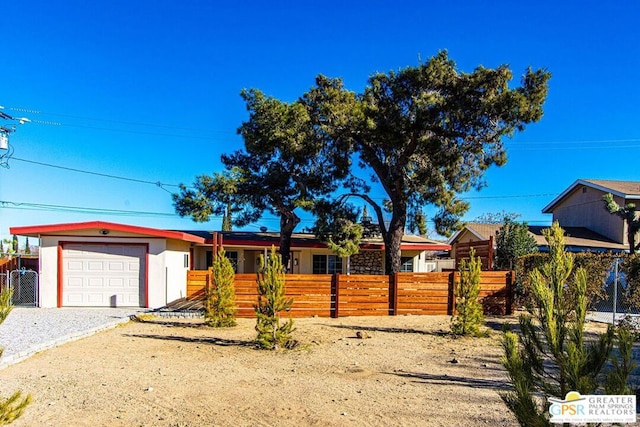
455;237;493;270
186;270;514;318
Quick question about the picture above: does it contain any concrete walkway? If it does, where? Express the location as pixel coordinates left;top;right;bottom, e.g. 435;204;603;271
0;307;145;369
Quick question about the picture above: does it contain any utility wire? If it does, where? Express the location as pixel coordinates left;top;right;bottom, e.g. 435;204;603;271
7;104;640;147
0;199;552;226
11;156;559;201
11;157;187;191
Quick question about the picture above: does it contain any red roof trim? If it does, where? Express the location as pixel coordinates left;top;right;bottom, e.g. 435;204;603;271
210;239;327;249
216;239;450;251
10;221;205;244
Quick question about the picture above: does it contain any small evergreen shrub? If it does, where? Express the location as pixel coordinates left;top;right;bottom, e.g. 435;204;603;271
501;222;635;426
451;248;486;337
204;249;237;327
0;287;31;423
254;246;296;350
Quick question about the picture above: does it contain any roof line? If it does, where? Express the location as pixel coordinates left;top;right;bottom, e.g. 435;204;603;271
541;179;634;213
10;221;205;244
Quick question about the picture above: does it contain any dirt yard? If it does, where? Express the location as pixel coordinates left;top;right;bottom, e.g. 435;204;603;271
0;314;526;426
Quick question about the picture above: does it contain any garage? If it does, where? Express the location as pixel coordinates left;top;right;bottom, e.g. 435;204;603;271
9;221;206;309
62;243;146;307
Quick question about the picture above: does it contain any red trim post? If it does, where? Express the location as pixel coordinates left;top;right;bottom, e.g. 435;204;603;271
144;244;150;308
57;243;64;308
212;232;218;260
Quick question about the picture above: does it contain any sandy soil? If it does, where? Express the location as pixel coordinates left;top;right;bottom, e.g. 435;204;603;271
0;314;525;426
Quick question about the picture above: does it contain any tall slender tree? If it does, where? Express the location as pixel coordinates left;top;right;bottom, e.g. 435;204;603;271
494;218;538;270
304;51;550;273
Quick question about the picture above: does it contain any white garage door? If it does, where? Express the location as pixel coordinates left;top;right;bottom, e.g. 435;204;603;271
62;243;145;307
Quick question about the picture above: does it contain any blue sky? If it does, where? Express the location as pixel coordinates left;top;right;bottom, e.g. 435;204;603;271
1;0;639;243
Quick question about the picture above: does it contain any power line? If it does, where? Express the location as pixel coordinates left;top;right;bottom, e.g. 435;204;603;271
0;200;181;218
6;105;238;141
8;104;640;148
11;157;186;191
12;155;559;202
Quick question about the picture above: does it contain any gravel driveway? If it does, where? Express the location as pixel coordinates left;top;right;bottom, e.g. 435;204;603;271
0;307;144;368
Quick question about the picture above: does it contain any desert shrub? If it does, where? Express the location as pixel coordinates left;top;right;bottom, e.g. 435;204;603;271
501;222;634;426
451;248;485;336
515;251;616;309
620;253;640;309
204;249;237;327
254;246;296;350
0;287;31;424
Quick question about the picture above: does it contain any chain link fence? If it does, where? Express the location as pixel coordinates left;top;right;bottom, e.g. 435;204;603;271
588;259;637;325
0;269;38;306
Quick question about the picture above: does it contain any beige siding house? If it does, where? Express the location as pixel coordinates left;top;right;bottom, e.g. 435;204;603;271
542;179;640;248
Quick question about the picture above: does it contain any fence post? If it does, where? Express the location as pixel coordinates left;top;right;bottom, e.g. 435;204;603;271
448;272;456;315
506;271;514;315
389;273;398;316
332;273;340;318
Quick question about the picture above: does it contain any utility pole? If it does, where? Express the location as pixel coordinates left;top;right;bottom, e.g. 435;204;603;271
0;105;31;167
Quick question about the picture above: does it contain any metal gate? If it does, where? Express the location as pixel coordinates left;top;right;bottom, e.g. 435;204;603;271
1;269;38;306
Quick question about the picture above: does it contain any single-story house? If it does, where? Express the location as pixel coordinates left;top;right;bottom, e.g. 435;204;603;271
10;221;451;309
184;230;452;275
449;222;627;255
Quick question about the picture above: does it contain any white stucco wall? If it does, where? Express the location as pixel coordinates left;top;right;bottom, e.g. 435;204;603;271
37;232;189;309
163;240;192;304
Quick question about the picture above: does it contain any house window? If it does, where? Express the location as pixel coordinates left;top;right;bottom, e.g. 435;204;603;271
400;256;414;272
206;250;238;273
313;255;343;274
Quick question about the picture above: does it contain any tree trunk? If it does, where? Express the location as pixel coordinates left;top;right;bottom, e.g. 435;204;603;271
383;209;406;274
278;211;300;272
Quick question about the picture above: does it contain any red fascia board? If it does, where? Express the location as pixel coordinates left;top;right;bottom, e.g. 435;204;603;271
399;244;451;251
213;239;450;251
208;238;327;249
360;243;451;251
10;221;205;244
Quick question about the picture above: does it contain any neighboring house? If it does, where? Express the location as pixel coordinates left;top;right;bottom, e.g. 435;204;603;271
9;221;451;309
542;179;640;249
449;222;627;255
185;231;452;275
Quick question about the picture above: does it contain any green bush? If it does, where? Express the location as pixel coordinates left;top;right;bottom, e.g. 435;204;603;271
0;287;31;424
451;248;486;337
501;223;635;426
204;249;237;328
254;246;296;350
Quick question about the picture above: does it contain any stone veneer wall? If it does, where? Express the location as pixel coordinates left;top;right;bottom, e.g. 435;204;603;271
350;250;384;275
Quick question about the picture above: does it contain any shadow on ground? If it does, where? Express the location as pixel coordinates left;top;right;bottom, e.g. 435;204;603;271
131;315;208;329
125;333;255;348
322;324;450;337
387;370;510;391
